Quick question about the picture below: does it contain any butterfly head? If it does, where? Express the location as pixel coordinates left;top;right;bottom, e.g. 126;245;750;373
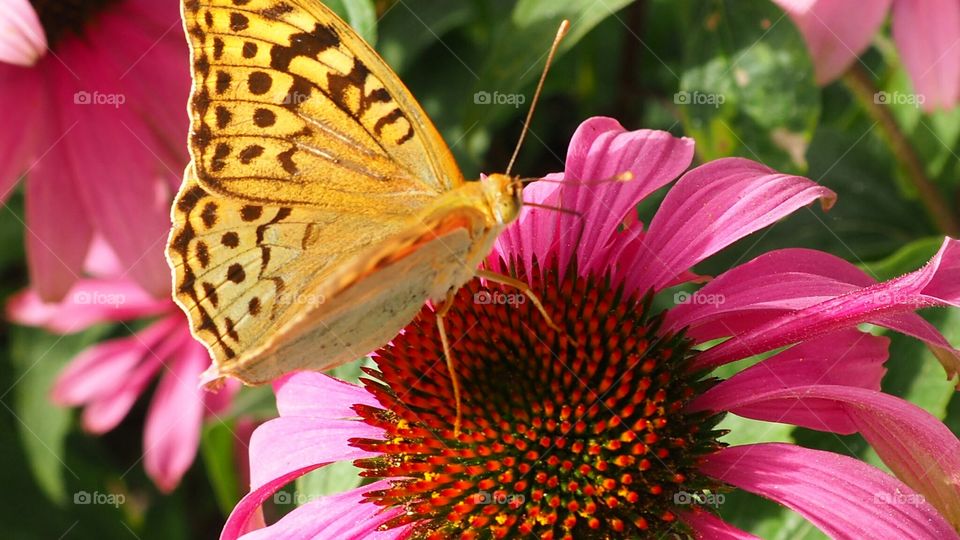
481;173;524;226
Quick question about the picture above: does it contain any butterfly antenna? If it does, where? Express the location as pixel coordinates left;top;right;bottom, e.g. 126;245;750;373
504;20;571;176
520;171;635;186
522;201;582;216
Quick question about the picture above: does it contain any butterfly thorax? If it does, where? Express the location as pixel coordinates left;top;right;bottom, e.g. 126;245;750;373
409;174;522;301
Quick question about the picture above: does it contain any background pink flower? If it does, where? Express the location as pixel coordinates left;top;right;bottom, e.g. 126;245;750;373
6;240;237;492
773;0;960;110
220;118;960;538
0;0;188;300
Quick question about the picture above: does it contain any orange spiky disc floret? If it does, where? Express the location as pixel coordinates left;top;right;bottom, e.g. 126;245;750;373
351;261;726;539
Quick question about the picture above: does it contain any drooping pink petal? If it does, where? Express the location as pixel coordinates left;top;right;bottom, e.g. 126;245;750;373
23;80;94;300
50;315;178;407
143;334;212;492
68;316;183;433
223;465;325;540
665;248;871;337
772;0;892;84
793;385;960;529
239;481;407;540
695;238;960;375
624;158;835;294
682;509;760;539
50;36;175;298
892;0;960;111
701;443;958;539
0;65;44;203
690;330;888;433
6;279;170;333
249;417;381;492
92;3;188;186
83;235;125;278
0;0;46;66
274;371;382;419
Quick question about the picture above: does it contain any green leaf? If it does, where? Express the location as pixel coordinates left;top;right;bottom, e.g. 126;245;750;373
882;308;959;419
201;420;242;516
677;0;820;172
8;324;111;503
377;1;473;73
858;236;943;281
293;460;363;505
323;0;378;45
464;0;634;128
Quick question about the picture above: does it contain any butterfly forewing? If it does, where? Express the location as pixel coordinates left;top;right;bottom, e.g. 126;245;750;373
182;0;464;208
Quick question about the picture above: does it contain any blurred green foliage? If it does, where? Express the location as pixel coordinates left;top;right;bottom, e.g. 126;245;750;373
2;1;959;538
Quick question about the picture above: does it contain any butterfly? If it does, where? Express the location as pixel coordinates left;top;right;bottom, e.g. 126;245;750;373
167;0;571;423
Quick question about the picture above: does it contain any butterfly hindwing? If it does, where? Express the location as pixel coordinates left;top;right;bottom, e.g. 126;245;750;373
167;164;413;368
182;0;464;210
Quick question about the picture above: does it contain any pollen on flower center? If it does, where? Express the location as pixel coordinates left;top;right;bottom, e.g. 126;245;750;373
29;0;122;47
351;261;726;539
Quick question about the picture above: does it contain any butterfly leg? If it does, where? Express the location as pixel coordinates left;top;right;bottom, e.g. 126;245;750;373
435;292;464;437
475;269;576;344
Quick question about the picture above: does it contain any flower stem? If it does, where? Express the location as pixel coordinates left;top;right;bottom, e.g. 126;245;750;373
842;64;960;236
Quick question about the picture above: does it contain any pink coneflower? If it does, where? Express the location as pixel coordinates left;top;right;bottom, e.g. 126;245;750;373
221;118;960;538
0;0;188;300
6;241;236;492
772;0;960;110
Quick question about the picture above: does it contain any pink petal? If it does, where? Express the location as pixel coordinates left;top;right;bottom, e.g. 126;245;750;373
239;481;407;540
892;0;960;111
624;158;835;293
772;0;892;84
204;376;241;417
701;443;957;539
24;106;94;300
92;5;188;184
665;248;870;339
249;417;381;492
83;235;125;278
554;117;695;277
0;65;44;203
0;0;46;66
223;465;325;540
50;38;176;298
70;316;184;433
51;315;178;407
6;279;171;334
690;330;888;433
143;333;211;492
682;510;759;539
489;174;563;277
274;371;381;419
801;385;960;529
490;117;694;279
695;238;960;374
